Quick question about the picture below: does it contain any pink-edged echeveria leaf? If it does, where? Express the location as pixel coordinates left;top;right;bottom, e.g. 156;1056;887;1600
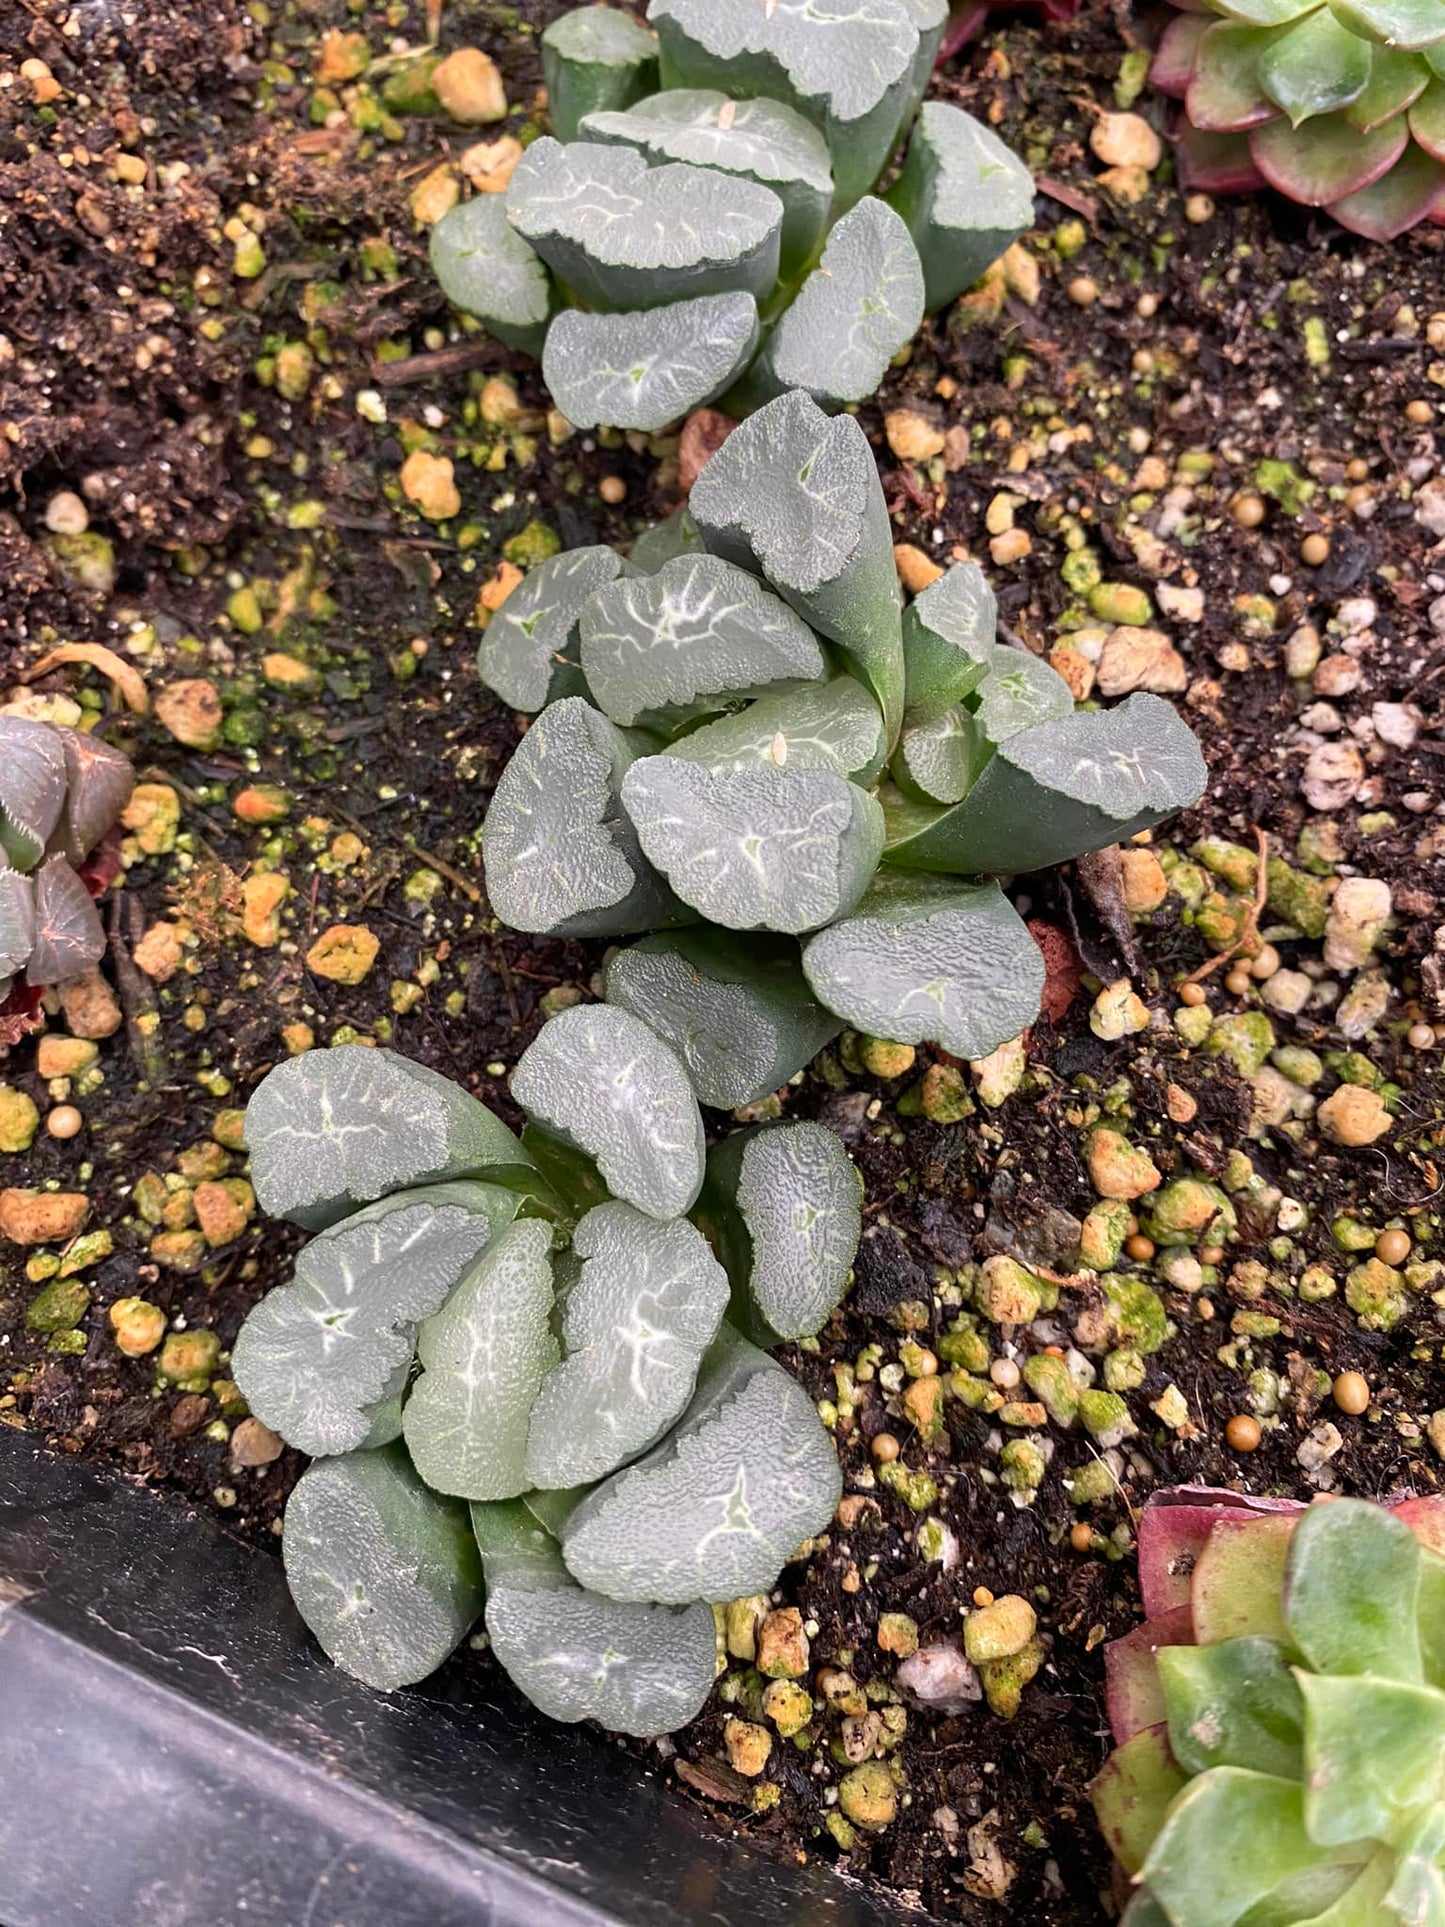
1090;1725;1188;1878
1152;13;1212;96
1332;0;1445;53
1135;1486;1301;1616
1190;1513;1296;1647
1343;46;1431;128
1328;141;1445;234
1258;6;1373;124
1249;106;1408;200
1188;21;1288;129
1410;77;1445;157
1105;1603;1195;1744
1209;0;1323;22
1174;121;1269;190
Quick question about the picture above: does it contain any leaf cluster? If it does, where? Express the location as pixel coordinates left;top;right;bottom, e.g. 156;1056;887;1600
429;0;1035;429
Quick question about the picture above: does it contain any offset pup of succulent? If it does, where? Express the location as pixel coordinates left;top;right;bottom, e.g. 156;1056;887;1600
1152;0;1445;239
479;389;1207;1065
1093;1483;1445;1925
429;0;1035;430
234;1028;857;1735
0;714;133;1002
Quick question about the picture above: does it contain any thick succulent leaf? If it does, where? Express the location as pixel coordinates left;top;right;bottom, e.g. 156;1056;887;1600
1091;1726;1189;1878
429;194;554;356
1332;0;1445;50
1120;1898;1173;1927
1191;1514;1295;1646
892;704;988;805
699;1121;861;1342
1327;138;1445;233
620;757;885;935
1432;41;1445;77
472;1495;568;1588
689;390;904;742
1249;107;1409;200
544;294;759;434
973;646;1076;745
525;1202;729;1488
603;926;842;1109
1284;1496;1423;1682
282;1445;484;1692
480;697;687;938
541;6;658;142
54;728;135;862
1259;6;1373;122
750;197;925;411
1211;0;1322;21
579;551;824;730
1343;45;1431;127
506;138;783;311
1153;13;1213;96
1386;1811;1445;1926
0;869;35;980
0;717;68;872
402;1218;558;1500
230;1183;516;1458
667;676;888;786
1140;1769;1319;1927
1136;1489;1303;1615
882;693;1207;876
1105;1604;1195;1744
1157;1637;1304;1779
26;857;107;986
1188;22;1288;129
1412;77;1445;156
561;1324;843;1602
901;559;997;718
630;507;705;572
884;101;1034;311
1174;123;1269;192
647;0;923;206
1297;1672;1445;1848
800;870;1044;1058
580;89;833;278
511;1002;706;1219
245;1044;531;1232
358;1365;408;1449
477;545;626;713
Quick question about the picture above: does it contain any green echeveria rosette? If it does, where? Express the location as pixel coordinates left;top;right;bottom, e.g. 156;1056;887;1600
1093;1483;1445;1925
1151;0;1445;239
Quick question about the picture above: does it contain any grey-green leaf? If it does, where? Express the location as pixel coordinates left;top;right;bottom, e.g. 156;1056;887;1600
480;696;686;938
245;1044;531;1232
902;559;997;718
230;1183;516;1458
885;101;1035;311
689;390;904;742
892;703;988;805
1284;1496;1423;1683
580;551;824;730
542;6;659;142
1156;1636;1304;1780
506;138;783;311
429;193;555;355
0;717;68;873
630;507;705;573
282;1445;484;1692
0;869;35;980
561;1324;843;1602
511;1002;706;1219
477;544;626;713
751;197;924;411
801;871;1044;1057
402;1218;558;1500
974;646;1076;745
667;675;887;785
26;856;105;986
621;757;884;934
544;293;759;433
603;927;841;1108
525;1201;729;1488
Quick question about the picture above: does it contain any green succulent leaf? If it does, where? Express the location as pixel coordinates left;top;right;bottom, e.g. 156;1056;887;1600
1156;1637;1305;1780
1210;0;1320;23
901;560;998;718
1285;1496;1423;1683
480;696;688;938
525;1202;729;1488
543;293;760;434
580;88;833;277
0;717;69;872
667;675;888;785
579;551;825;730
620;757;885;935
1342;44;1431;128
1092;1725;1190;1878
506;137;783;311
282;1444;484;1692
749;196;925;411
884;100;1035;310
801;871;1045;1059
476;544;626;713
1140;1768;1320;1927
1191;1514;1295;1647
1249;106;1409;201
561;1323;842;1602
1297;1671;1445;1849
1411;77;1445;157
28;857;106;986
0;869;35;981
402;1218;559;1500
1331;0;1445;51
1188;22;1289;129
1385;1809;1445;1926
511;1002;706;1220
245;1045;532;1232
891;704;989;805
541;6;659;142
53;728;134;864
231;1183;517;1457
1327;138;1445;235
1258;6;1373;122
973;646;1077;745
630;507;705;573
689;390;904;742
429;194;555;355
602;927;842;1109
699;1121;861;1342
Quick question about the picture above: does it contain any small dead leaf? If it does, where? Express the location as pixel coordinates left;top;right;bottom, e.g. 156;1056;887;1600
26;644;150;715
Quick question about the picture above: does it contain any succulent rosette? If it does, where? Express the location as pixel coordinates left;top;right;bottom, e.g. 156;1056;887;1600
1094;1483;1445;1925
1152;0;1445;239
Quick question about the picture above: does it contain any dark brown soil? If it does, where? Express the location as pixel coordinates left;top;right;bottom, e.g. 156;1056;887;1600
2;0;1443;1920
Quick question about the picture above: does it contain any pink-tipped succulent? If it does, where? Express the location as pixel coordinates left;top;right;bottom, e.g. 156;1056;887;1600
1093;1484;1445;1925
1152;0;1445;239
